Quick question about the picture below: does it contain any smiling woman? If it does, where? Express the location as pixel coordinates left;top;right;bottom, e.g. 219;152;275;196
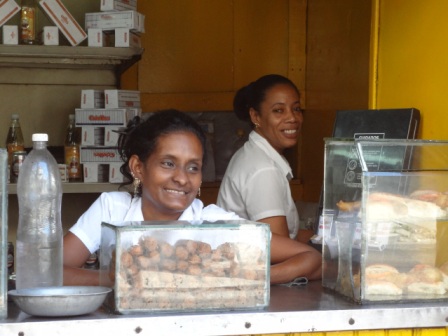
62;110;241;286
218;74;304;239
217;74;321;284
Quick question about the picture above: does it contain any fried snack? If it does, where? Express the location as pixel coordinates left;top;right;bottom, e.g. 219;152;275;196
148;251;161;264
186;265;202;276
128;244;144;256
136;255;152;269
336;200;361;212
160;258;177;271
216;242;236;260
139;235;159;252
120;251;133;268
160;242;174;258
188;254;202;265
197;242;212;256
176;239;198;254
176;260;189;272
114;237;267;311
175;245;189;260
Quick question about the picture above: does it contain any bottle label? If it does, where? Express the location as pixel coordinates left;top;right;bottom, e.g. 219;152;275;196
21;6;36;42
7;144;25;165
65;146;81;180
11;151;27;183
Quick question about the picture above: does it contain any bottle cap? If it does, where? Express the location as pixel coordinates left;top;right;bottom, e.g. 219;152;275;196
32;133;48;142
11;114;19;120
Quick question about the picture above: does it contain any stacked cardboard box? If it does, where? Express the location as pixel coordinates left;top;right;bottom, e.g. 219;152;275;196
39;0;87;46
77;89;141;183
0;0;20;45
86;0;143;48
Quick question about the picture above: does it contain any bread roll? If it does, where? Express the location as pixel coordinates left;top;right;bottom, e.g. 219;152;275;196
439;261;448;289
365;280;403;296
409;190;442;202
407;282;446;295
366;264;399;280
407;264;446;295
366;192;446;221
409;264;443;283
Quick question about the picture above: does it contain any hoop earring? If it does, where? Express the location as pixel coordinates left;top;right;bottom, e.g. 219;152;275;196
133;177;141;195
197;187;201;197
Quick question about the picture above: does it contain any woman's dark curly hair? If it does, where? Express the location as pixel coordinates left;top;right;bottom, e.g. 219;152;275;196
117;109;207;196
233;74;300;125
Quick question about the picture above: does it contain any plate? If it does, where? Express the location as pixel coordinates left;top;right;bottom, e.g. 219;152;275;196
8;286;112;317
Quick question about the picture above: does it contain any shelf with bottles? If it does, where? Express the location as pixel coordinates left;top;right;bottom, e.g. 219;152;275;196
7;182;121;195
0;44;143;73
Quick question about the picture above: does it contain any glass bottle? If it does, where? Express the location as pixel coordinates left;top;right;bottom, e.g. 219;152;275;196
64;114;82;182
20;0;38;45
16;133;63;289
5;114;25;170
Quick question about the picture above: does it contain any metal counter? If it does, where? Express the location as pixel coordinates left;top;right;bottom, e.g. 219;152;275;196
0;281;447;336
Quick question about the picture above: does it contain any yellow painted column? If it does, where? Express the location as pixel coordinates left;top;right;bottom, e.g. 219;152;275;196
370;0;448;140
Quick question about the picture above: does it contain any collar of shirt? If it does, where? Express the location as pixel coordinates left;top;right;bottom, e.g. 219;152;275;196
126;197;204;222
179;198;203;221
249;130;293;180
124;196;144;222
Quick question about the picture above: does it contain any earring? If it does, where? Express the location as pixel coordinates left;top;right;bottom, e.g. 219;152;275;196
254;122;260;128
197;187;201;197
133;177;141;195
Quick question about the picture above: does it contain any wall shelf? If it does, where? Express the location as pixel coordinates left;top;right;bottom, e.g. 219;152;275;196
7;182;124;195
0;45;143;74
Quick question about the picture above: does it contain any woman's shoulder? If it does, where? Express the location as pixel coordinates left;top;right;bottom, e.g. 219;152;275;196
95;191;133;207
230;142;276;172
99;191;132;201
201;203;242;220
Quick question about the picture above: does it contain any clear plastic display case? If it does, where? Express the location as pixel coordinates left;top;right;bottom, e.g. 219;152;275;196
322;139;448;303
0;150;7;318
100;220;271;314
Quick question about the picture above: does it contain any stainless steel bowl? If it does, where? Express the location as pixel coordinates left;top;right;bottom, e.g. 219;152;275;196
8;286;112;317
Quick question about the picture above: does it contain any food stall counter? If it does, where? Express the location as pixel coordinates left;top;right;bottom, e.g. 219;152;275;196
0;281;447;336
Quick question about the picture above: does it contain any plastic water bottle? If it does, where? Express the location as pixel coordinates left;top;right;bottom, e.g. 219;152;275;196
16;133;63;289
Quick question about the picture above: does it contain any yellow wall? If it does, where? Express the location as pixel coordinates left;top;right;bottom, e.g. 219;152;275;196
372;0;448;140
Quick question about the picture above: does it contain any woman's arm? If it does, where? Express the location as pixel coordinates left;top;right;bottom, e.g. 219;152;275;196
63;232;100;286
269;232;322;284
260;215;290;237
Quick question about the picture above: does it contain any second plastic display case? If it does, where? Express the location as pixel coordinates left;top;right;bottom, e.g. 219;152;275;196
322;139;448;303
